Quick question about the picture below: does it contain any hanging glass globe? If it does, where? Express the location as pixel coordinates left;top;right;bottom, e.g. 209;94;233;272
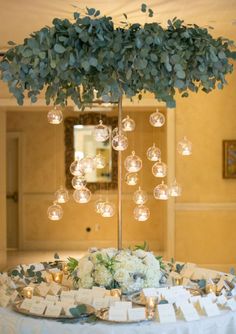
146;143;161;162
100;201;115;218
134;205;150;222
153;181;169;200
125;172;138;186
95;199;105;214
112;133;128;151
169;180;182;197
47;201;63;221
93;120;110;142
149;109;165;127
73;187;91;203
177;136;192;156
122;115;136;132
71;176;87;189
133;187;148;205
70;160;85;176
152;160;167;177
80;156;95;173
124;151;142;172
112;127;119;138
47;107;63;125
55;186;69;203
94;153;106;169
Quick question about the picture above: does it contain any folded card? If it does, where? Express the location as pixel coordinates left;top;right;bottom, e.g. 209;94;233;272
29;302;47;315
114;301;132;310
0;293;10;307
180;303;200;321
226;299;236;311
76;295;93;305
109;306;127;321
157;304;176;323
45;303;62;317
142;288;158;297
203;302;220;317
36;283;50;297
93;297;109;309
92;287;106;298
128;307;146;321
49;282;61;295
20;299;33;311
216;295;227;306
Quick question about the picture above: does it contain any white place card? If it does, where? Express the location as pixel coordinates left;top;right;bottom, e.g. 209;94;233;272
36;283;50;297
76;288;93;297
92;287;106;298
128;307;146;321
114;301;132;310
93;297;109;310
30;302;47;315
175;300;190;309
10;290;18;302
45;295;58;302
226;299;236;311
76;295;93;305
0;294;10;307
20;299;33;311
49;283;61;295
107;296;120;307
189;295;201;305
157;304;176;323
180;303;200;321
109;306;127;321
216;295;227;306
142;288;158;297
60;295;75;303
45;304;62;317
31;296;44;303
203;302;220;317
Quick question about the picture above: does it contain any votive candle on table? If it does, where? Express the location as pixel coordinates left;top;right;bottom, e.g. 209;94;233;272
52;271;63;284
23;287;33;299
146;296;157;320
110;289;121;299
205;283;216;294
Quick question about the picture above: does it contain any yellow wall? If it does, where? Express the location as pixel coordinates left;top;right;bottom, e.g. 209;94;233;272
7;108;167;252
175;67;236;271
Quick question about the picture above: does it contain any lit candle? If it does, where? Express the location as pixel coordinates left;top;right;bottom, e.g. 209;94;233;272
174;277;183;286
205;283;216;294
23;287;33;299
52;271;63;284
110;289;121;298
146;296;157;320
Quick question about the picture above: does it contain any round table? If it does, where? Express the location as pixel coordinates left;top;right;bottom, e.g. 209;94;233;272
1;305;236;334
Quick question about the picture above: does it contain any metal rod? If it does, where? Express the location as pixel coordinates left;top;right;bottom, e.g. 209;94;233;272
117;96;123;250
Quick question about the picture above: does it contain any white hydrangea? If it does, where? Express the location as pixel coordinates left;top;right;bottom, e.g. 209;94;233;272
75;248;161;293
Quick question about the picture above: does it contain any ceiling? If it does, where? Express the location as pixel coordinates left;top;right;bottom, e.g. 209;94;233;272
1;0;236;51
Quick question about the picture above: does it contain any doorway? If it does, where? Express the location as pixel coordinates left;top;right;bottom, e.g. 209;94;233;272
6;132;22;250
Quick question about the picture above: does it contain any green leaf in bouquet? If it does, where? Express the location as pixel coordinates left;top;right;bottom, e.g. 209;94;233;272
69;304;87;317
198;279;206;289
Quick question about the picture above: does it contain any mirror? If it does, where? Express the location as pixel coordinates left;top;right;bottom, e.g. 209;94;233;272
64;113;118;192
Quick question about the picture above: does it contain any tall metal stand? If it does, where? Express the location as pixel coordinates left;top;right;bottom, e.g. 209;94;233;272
117;96;123;250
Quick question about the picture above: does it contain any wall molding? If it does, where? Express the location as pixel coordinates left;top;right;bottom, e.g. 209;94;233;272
175;202;236;211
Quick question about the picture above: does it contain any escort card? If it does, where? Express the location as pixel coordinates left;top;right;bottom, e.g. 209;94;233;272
128;307;146;321
226;299;236;311
45;303;62;317
49;282;61;295
108;306;127;321
157;304;176;323
76;288;93;297
0;293;10;307
180;303;200;322
20;299;33;311
93;297;109;309
10;290;18;302
108;296;120;306
31;296;44;303
203;302;220;317
36;283;50;297
45;295;58;302
216;295;227;306
142;288;158;297
92;287;106;298
30;302;47;315
76;295;93;305
60;295;75;303
114;301;132;310
207;292;217;302
189;295;201;306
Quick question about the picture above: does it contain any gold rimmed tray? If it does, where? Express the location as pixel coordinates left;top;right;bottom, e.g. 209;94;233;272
12;300;95;320
96;308;148;324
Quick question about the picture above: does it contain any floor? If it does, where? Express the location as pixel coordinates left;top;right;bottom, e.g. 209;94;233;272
5;250;86;270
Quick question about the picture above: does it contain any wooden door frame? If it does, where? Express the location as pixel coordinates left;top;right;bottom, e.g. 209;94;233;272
6;131;24;250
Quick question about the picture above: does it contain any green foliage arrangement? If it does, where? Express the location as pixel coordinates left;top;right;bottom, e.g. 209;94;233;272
0;4;236;108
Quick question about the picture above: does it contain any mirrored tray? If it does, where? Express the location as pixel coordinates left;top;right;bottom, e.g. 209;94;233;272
96;308;148;324
12;300;95;320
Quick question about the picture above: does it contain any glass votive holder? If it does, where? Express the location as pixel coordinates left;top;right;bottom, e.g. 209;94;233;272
146;296;158;320
205;283;217;294
172;277;183;286
23;286;34;299
110;289;121;299
52;271;63;284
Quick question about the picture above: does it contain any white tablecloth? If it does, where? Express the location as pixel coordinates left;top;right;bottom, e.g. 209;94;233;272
1;306;236;334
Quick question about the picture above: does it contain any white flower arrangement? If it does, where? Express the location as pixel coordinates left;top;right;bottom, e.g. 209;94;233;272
68;248;161;293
